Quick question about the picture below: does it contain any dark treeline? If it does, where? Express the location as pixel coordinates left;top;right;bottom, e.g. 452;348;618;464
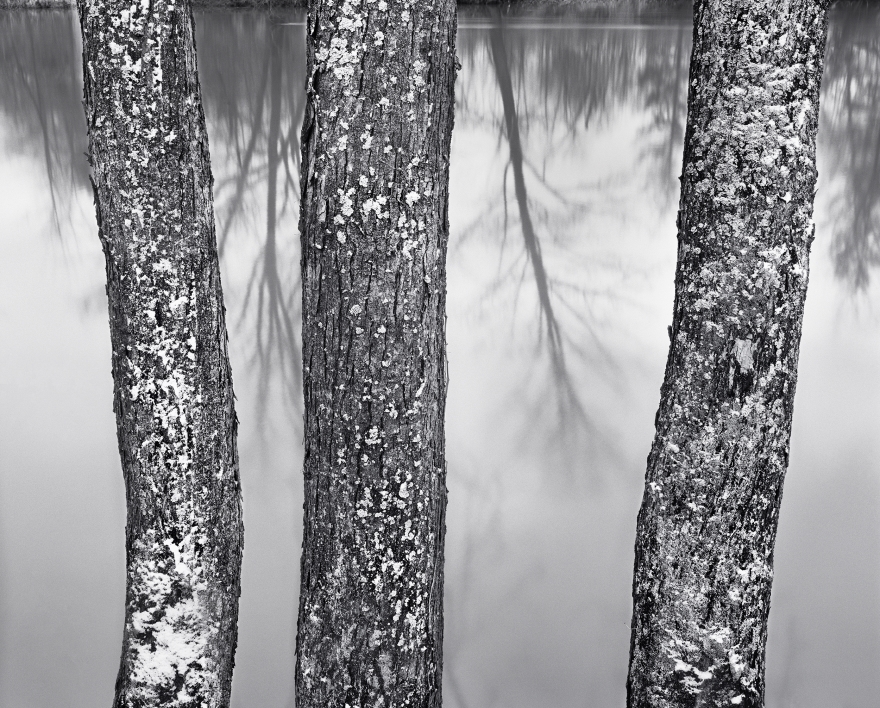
1;0;691;8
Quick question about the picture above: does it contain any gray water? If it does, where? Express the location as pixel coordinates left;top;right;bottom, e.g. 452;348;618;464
1;5;879;707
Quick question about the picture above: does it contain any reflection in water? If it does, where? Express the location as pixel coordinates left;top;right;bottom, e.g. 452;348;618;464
489;12;594;467
198;12;307;439
1;6;880;708
639;21;688;206
821;3;880;290
0;10;88;234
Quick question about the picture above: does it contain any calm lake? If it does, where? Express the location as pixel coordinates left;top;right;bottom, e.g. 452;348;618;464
1;4;879;707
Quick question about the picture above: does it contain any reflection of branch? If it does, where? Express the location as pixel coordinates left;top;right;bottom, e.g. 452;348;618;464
834;116;880;289
193;14;308;444
638;22;687;207
2;13;85;238
820;5;880;291
217;44;271;257
25;30;61;235
831;67;880;289
666;26;685;187
234;21;303;442
490;12;592;439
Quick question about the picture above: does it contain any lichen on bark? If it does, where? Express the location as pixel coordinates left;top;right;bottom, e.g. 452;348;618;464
627;2;830;707
295;0;457;706
77;0;243;705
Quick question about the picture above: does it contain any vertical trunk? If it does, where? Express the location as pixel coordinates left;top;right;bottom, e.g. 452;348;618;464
627;2;829;707
77;1;243;706
295;0;457;706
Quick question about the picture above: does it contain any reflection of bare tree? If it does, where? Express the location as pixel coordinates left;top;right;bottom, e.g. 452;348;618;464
197;12;307;439
457;10;674;480
820;4;880;291
0;11;89;236
458;8;639;138
638;22;688;206
234;19;303;438
489;12;593;450
216;40;270;259
462;7;694;212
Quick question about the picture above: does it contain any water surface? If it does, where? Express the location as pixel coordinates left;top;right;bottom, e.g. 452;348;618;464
1;5;879;707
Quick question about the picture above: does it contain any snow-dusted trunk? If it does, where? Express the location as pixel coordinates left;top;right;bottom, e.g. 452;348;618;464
626;2;829;707
77;1;243;706
294;0;456;705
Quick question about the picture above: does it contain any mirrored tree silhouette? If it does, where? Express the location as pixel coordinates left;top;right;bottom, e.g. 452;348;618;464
198;12;307;443
638;21;689;206
453;8;699;483
820;2;880;291
0;10;88;237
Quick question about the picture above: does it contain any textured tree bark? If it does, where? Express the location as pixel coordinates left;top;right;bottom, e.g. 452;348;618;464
295;0;457;706
627;2;829;707
77;1;243;706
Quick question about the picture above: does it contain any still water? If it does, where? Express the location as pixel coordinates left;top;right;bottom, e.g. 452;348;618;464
1;5;879;707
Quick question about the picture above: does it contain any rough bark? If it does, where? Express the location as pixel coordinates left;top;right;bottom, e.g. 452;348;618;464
294;0;457;706
77;1;243;705
626;2;829;707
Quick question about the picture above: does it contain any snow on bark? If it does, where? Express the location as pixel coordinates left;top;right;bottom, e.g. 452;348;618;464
77;0;243;706
627;2;829;707
295;0;457;706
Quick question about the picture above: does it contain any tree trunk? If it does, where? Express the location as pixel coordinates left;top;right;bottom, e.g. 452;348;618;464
627;2;829;707
77;1;243;705
295;0;457;706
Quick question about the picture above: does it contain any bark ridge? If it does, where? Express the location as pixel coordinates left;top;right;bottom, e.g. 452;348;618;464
627;1;829;706
78;0;243;705
295;0;457;706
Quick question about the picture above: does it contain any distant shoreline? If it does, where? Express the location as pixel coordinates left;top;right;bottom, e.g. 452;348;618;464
1;0;691;9
3;0;874;10
3;0;872;12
